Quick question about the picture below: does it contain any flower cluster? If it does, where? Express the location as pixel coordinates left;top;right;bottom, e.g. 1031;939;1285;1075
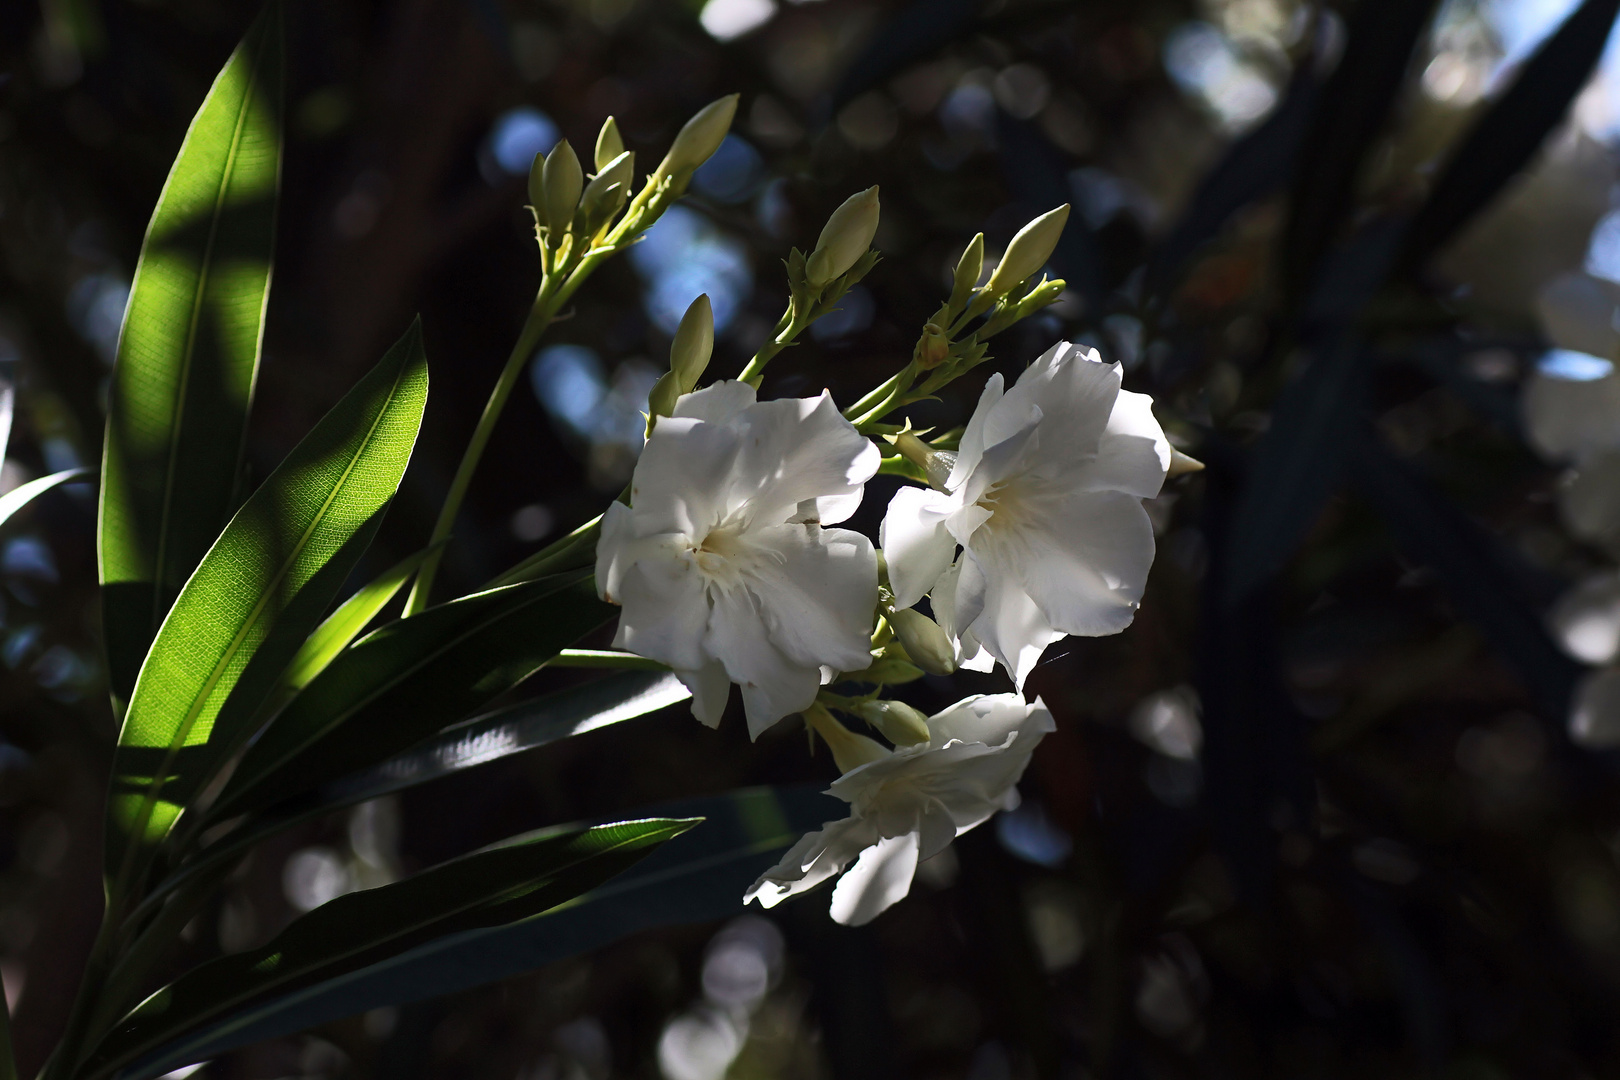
591;193;1176;922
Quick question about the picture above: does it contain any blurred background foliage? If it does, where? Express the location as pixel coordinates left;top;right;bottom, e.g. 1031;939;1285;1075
7;0;1620;1076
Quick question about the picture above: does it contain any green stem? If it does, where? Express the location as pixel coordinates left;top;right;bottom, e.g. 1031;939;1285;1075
404;245;616;616
737;304;804;387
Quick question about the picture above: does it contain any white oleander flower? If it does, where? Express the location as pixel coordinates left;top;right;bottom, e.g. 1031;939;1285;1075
596;381;880;738
746;694;1054;925
881;341;1170;686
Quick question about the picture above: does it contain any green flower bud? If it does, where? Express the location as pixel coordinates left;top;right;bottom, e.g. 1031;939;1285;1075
888;431;956;491
806;704;891;773
526;150;547;225
580;149;634;229
949;232;984;312
1018;277;1065;312
889;608;956;676
595;116;625;171
986;204;1069;297
806;186;880;288
656;94;740;179
856;699;931;747
844;655;925;685
542;139;584;236
1168;447;1205;478
646;371;680;420
670;294;714;393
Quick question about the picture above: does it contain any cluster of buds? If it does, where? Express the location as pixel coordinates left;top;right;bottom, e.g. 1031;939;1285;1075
524;96;739;277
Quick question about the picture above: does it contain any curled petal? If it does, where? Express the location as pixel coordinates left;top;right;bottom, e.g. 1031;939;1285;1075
731;391;880;528
881;486;958;609
829;832;921;926
746;815;878;908
679;660;732;728
1082;388;1171;499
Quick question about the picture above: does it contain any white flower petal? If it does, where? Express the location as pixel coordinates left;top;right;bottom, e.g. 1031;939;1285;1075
960;559;1065;688
707;585;824;738
927;693;1041;750
1011;489;1155;637
745;815;877;907
730;392;880;528
672;379;757;423
626;416;740;538
881;486;959;608
746;524;878;673
680;660;732;728
1572;666;1620;748
609;556;712;673
948;373;1006;491
1550;573;1620;665
1081;388;1171;499
829;831;921;926
997;342;1120;468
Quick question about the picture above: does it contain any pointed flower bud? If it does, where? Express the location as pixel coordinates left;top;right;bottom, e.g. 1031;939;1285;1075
855;699;931;747
889;608;956;676
581;149;634;229
845;654;925;685
542;140;584;235
595;116;624;171
807;186;881;289
646;371;680;421
670;294;714;393
1168;447;1205;477
657;94;740;179
888;430;956;491
986;204;1069;297
526;150;548;225
806;704;892;772
949;233;984;312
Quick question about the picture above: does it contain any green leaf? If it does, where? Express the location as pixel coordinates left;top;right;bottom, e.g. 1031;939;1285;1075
207;572;613;821
106;321;429;891
278;542;442;696
0;468;94;530
99;3;284;703
80;818;695;1080
121;671;690;933
111;787;837;1080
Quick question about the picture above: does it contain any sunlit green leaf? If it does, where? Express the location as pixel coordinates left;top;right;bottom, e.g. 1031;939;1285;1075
106;321;428;891
98;3;284;703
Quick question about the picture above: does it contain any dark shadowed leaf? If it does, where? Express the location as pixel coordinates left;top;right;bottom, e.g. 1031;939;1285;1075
118;787;839;1080
84;818;694;1080
106;322;428;889
99;3;284;703
1399;0;1620;272
206;572;613;821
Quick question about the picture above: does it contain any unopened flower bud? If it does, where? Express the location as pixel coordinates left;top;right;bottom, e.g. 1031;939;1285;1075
1020;277;1065;312
526;151;547;225
914;322;950;369
657;94;740;179
807;186;881;289
806;704;891;772
845;655;925;685
949;232;984;312
670;294;714;394
1168;447;1205;478
890;608;956;675
580;150;634;229
594;116;625;172
856;699;931;747
542;139;584;235
646;371;680;420
986;204;1069;297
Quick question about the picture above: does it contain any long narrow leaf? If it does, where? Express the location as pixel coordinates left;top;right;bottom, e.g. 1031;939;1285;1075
123;671;690;931
99;3;284;702
84;818;695;1080
0;468;94;531
1399;0;1620;271
107;322;429;890
117;787;838;1080
207;573;613;820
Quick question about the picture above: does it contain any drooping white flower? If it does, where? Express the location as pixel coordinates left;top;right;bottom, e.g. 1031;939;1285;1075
745;694;1054;925
881;341;1170;686
596;382;880;738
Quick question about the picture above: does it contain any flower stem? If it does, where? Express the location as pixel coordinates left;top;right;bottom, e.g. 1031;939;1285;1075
737;303;803;387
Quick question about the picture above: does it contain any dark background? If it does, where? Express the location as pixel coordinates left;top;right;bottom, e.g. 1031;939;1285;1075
4;0;1620;1076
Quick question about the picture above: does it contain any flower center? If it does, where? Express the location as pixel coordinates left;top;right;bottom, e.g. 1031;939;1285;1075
974;477;1028;539
689;525;759;588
